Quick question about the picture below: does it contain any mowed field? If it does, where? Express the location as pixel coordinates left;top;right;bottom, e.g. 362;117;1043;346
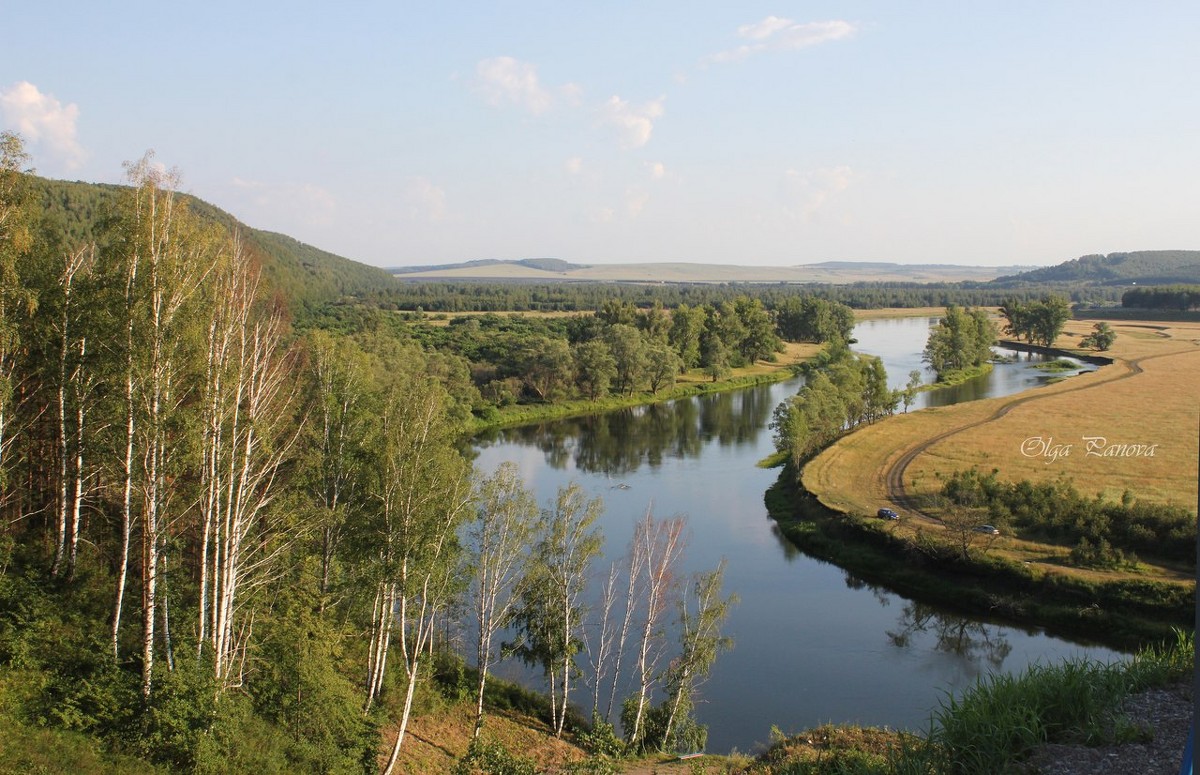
803;316;1199;580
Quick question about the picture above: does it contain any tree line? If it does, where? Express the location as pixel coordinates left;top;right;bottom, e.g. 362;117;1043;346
387;295;856;415
0;135;737;772
1122;285;1200;311
367;279;1124;314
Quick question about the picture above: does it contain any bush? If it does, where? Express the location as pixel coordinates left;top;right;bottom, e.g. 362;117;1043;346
940;469;1195;565
577;713;626;758
451;738;538;775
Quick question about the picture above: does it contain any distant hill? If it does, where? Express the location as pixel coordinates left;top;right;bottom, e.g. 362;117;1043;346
390;258;1032;284
392;257;589;275
991;250;1200;286
31;177;398;310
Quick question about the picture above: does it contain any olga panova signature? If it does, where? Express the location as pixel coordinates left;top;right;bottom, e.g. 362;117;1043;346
1020;435;1160;464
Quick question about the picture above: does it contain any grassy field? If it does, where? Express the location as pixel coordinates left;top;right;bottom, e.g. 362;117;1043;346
801;316;1199;589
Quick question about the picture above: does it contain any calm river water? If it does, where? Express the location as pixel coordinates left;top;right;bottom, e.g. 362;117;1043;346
471;317;1115;754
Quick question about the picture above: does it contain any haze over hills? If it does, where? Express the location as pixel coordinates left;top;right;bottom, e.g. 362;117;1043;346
31;177;1200;297
390;258;1035;284
992;250;1200;286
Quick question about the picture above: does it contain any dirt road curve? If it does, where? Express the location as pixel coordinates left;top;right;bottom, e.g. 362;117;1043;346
884;346;1162;518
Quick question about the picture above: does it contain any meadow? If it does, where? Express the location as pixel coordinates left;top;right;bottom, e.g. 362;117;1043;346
802;316;1199;589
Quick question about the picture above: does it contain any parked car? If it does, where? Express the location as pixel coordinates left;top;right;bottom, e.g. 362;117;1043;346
973;524;1000;535
877;508;899;520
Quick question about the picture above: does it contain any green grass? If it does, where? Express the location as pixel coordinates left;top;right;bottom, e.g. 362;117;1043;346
928;363;993;387
741;630;1192;775
1031;358;1083;372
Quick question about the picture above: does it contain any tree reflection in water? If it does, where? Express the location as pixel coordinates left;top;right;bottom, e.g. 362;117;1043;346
887;601;1013;670
484;382;777;475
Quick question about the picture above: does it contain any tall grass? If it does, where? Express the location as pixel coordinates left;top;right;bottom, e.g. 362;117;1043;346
929;628;1192;774
746;630;1192;775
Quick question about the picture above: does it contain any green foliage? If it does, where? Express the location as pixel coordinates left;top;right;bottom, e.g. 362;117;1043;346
1122;284;1200;310
930;632;1192;774
771;348;898;467
747;632;1193;775
997;295;1071;348
451;738;539;775
1078;321;1116;351
1002;250;1200;285
775;296;856;344
247;604;376;774
577;713;626;758
940;468;1195;565
922;305;996;379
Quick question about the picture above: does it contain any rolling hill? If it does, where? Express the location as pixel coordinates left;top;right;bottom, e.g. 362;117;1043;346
30;177;399;310
390;258;1032;284
991;250;1200;286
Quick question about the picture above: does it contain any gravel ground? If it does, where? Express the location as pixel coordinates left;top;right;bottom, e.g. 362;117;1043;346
1021;682;1193;775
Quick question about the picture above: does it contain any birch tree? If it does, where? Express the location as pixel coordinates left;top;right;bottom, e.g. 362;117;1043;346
358;373;472;775
510;483;603;737
467;461;537;738
110;153;214;693
658;560;736;752
50;244;97;581
303;330;371;610
624;510;686;749
196;235;298;689
0;132;34;518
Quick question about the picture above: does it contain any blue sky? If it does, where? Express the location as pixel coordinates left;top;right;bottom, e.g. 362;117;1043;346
3;2;1197;268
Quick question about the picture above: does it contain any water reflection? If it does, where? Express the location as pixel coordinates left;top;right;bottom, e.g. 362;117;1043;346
850;318;1097;411
476;380;780;475
887;602;1014;671
470;318;1123;754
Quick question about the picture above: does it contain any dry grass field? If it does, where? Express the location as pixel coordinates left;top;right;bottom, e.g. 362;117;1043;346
382;702;585;774
802;316;1199;583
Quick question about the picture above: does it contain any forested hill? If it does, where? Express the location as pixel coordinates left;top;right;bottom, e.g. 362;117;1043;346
991;250;1200;286
31;177;398;310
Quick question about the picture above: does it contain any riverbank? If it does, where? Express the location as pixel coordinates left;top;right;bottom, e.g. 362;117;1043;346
765;468;1190;650
467;341;818;433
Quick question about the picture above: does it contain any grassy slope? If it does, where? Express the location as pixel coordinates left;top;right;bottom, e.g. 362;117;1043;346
381;702;586;774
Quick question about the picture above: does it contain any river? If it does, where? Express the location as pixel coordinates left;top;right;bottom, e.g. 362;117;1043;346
471;317;1115;754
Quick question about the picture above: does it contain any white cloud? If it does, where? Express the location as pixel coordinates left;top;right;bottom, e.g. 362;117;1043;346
625;187;650;217
564;156;584;175
738;16;795;41
403;177;448;221
475;56;553;114
0;81;85;169
647;161;666;180
782;165;855;220
601;95;665;149
710;18;856;63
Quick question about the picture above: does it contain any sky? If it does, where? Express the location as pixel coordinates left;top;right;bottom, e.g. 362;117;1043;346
2;2;1198;269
